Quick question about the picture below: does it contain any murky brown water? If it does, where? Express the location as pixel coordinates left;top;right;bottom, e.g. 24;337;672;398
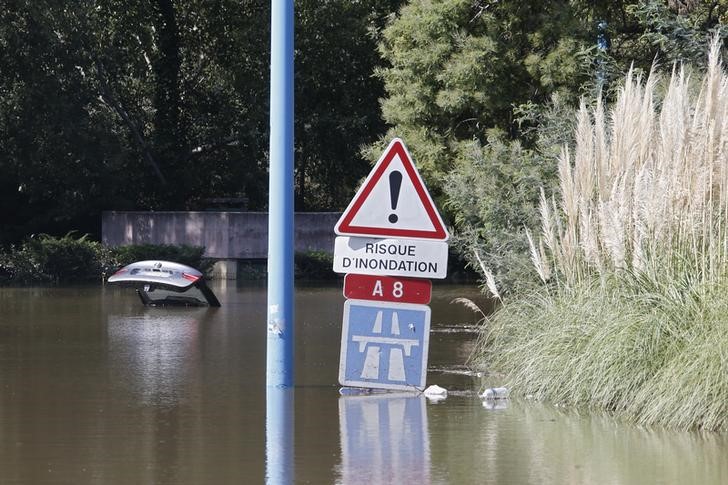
0;282;726;484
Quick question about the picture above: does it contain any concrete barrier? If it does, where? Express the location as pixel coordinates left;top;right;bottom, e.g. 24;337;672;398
102;211;342;278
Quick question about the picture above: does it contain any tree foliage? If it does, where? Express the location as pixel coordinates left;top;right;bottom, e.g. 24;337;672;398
374;0;728;292
376;0;726;183
0;0;402;244
294;0;404;209
373;0;613;188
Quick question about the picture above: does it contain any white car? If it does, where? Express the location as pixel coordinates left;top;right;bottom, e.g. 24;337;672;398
108;260;220;307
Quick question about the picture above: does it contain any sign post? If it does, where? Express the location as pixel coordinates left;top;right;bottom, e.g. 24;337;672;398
267;0;295;389
266;1;295;484
334;138;449;392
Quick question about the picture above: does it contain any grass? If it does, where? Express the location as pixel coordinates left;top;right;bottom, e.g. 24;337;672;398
471;37;728;431
474;274;728;431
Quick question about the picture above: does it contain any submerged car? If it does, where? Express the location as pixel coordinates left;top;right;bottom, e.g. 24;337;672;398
108;260;221;307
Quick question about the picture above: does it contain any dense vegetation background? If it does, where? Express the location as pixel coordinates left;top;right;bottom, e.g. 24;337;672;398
1;0;726;294
0;0;404;243
375;0;727;292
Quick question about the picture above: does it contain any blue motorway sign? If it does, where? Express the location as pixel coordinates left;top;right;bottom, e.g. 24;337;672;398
339;299;431;390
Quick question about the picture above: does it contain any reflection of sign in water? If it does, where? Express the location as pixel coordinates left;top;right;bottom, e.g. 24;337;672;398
338;394;430;484
339;299;430;390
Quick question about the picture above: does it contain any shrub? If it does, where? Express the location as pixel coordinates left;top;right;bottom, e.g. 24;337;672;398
32;233;104;281
0;233;102;283
473;37;728;431
444;135;557;293
294;251;337;280
0;242;47;284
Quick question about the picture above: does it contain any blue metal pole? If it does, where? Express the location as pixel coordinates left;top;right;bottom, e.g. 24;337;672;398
267;0;295;388
266;386;295;483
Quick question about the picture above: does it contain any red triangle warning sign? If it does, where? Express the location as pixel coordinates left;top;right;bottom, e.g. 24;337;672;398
335;138;449;241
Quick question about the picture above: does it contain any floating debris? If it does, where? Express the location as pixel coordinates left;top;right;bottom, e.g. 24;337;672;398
480;387;510;410
429;324;481;334
428;365;483;378
424;385;448;402
479;387;509;400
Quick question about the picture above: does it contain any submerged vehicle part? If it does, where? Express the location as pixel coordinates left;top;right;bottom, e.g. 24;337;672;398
108;260;221;307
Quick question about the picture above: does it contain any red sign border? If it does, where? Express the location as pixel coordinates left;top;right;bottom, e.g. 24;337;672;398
335;138;448;240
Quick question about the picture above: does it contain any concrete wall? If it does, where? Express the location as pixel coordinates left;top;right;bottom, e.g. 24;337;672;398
102;211;342;259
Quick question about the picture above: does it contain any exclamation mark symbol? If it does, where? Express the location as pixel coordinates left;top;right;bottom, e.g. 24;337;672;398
388;170;402;224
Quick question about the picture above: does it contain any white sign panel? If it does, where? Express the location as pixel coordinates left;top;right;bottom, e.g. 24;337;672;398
333;236;448;279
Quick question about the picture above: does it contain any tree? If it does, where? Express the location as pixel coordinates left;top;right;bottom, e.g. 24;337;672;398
0;2;133;242
374;0;728;193
373;0;728;292
373;0;606;191
0;1;403;243
294;0;405;210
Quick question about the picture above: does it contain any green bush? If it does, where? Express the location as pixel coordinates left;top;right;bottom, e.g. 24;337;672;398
0;242;47;284
33;233;104;281
294;251;337;280
0;233;103;283
0;236;334;284
443;134;560;294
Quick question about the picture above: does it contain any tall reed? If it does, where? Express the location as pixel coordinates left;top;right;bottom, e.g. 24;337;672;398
529;37;728;288
475;37;728;431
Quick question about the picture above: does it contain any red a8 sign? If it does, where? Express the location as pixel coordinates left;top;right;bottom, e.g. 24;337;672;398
343;274;431;305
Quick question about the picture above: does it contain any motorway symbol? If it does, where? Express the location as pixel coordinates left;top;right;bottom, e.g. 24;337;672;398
339;299;431;390
343;274;432;304
335;138;449;241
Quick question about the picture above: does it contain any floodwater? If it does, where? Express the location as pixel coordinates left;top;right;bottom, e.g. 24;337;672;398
0;282;726;484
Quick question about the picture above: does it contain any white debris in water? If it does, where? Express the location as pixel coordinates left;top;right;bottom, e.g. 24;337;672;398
424;384;448;396
479;387;509;400
424;385;448;401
